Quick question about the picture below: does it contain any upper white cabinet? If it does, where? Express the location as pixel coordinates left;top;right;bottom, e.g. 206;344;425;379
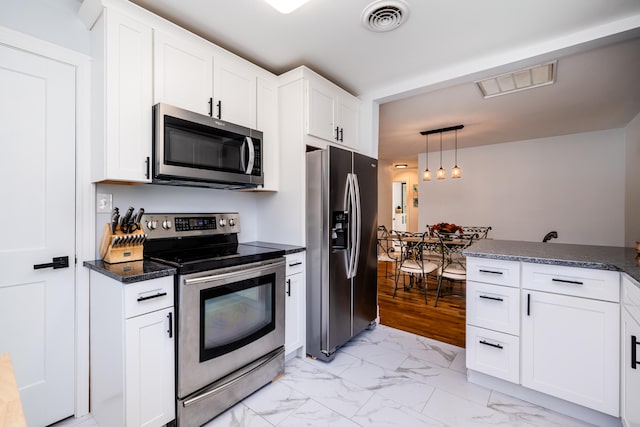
214;54;257;129
153;29;257;129
280;66;361;152
255;74;279;191
153;30;212;117
80;1;153;183
306;73;360;150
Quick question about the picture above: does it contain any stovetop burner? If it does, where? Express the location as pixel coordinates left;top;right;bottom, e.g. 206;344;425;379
141;212;285;274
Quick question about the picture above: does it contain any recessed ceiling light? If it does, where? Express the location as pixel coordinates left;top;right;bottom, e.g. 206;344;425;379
395;164;408;169
476;61;557;98
264;0;310;14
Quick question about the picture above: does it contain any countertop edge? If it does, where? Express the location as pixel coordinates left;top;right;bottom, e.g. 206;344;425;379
462;239;640;284
83;260;177;284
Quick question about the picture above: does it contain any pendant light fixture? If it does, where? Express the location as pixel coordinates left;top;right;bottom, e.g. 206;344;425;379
422;133;431;181
436;132;446;179
451;128;461;179
419;124;464;182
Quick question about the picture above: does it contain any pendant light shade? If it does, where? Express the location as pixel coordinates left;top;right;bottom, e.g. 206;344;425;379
419;124;463;182
422;134;431;181
451;129;462;179
436;132;446;179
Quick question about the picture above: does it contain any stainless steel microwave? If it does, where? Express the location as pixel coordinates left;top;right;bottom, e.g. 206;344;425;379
153;103;263;189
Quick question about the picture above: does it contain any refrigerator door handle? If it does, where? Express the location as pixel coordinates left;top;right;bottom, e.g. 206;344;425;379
351;173;361;278
344;173;354;278
345;173;358;279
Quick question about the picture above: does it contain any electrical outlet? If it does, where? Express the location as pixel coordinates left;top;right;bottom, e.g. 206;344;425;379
97;193;113;213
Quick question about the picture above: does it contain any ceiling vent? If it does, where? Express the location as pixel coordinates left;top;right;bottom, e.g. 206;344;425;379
476;62;557;98
362;0;410;33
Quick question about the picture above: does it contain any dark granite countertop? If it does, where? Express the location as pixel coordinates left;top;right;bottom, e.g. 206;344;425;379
242;241;306;255
83;260;176;284
463;239;640;284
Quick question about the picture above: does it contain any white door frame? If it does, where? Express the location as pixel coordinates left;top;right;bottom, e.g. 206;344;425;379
0;26;94;418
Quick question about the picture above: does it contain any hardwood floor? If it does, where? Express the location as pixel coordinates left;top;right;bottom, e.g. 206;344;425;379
377;261;466;348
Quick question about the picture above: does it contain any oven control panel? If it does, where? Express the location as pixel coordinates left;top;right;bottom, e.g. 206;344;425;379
141;213;240;239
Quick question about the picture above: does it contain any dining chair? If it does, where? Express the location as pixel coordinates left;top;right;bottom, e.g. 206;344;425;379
461;226;492;239
377;225;399;278
434;231;475;307
393;231;440;303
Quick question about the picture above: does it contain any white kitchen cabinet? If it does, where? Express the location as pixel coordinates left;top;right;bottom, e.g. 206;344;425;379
466;257;521;383
284;252;305;357
80;3;153;183
153;29;257;129
279;66;360;152
622;274;640;427
153;29;212;116
466;325;519;383
252;73;279;191
90;272;175;427
521;263;620;417
306;73;360;150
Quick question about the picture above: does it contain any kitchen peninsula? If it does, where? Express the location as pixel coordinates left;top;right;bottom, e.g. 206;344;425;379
463;239;640;427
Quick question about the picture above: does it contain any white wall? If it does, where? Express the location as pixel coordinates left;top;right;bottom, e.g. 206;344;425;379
625;111;640;247
95;184;261;254
417;128;626;246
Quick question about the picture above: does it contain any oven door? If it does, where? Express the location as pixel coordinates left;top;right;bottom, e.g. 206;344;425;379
177;258;285;398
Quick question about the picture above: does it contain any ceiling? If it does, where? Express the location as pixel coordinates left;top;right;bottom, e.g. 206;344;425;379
130;0;640;167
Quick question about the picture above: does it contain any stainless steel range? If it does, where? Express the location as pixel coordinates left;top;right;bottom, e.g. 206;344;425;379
142;213;285;427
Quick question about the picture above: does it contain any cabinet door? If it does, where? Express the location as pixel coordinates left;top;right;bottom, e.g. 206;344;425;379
621;307;640;427
213;54;257;128
125;307;175;427
336;94;359;150
306;79;336;143
153;30;212;115
521;290;619;416
255;75;279;191
285;272;304;356
103;9;152;183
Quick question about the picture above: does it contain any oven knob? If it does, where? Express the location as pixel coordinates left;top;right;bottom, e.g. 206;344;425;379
229;218;236;227
147;220;158;230
162;220;172;230
219;218;226;227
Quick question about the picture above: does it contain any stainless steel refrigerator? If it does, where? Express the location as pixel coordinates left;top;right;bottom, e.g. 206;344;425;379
306;146;378;362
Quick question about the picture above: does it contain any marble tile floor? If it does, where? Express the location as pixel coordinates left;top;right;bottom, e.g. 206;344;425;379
56;324;595;427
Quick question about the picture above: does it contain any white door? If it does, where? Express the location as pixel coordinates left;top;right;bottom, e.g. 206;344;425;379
0;44;76;426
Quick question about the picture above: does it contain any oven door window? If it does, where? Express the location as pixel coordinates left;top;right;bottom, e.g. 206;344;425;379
199;273;275;361
165;116;250;174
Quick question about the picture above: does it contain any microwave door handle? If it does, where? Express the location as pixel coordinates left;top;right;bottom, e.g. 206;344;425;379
243;136;255;175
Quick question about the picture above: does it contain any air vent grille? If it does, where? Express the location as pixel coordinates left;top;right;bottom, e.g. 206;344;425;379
362;0;410;32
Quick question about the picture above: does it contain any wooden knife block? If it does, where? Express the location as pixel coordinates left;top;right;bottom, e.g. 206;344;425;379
99;223;145;264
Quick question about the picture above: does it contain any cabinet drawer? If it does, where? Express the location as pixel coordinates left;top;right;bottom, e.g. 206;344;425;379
285;252;305;276
522;263;619;302
467;281;520;335
125;276;174;319
466;325;519;384
466;257;520;287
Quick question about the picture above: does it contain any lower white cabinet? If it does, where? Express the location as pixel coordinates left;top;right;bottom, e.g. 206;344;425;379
466;325;519;383
90;272;175;427
521;288;620;416
622;275;640;427
284;252;305;357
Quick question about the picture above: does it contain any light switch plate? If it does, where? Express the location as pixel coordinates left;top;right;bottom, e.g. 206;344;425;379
97;193;113;213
